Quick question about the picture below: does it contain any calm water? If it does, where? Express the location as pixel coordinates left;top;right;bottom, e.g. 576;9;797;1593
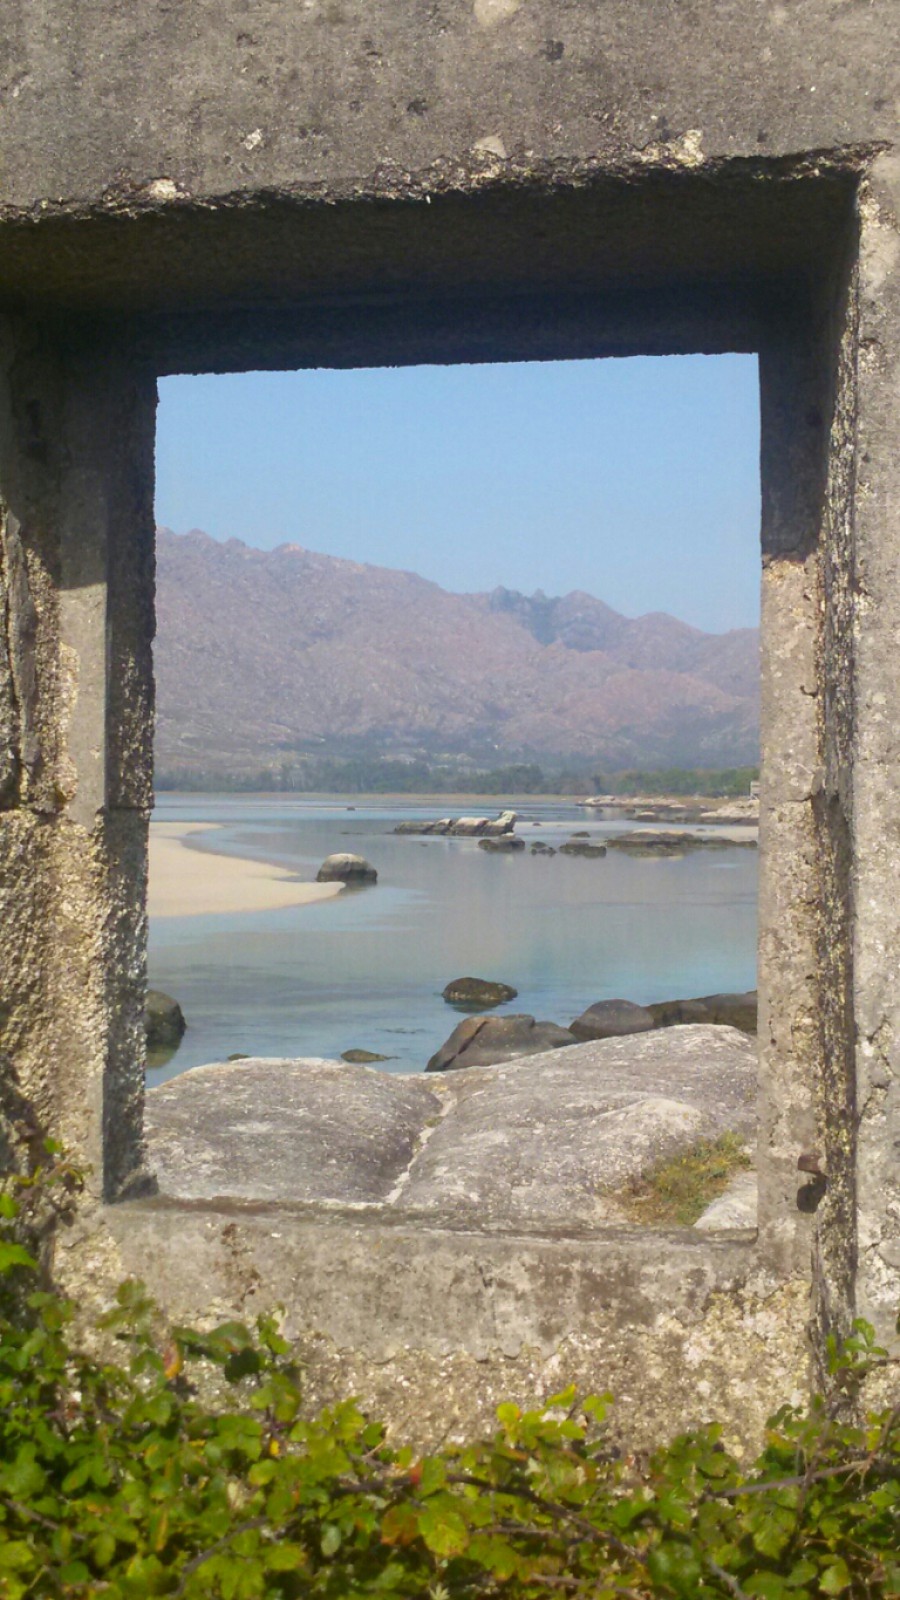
147;795;758;1083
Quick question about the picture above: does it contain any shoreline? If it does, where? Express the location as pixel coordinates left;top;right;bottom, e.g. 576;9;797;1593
148;822;342;919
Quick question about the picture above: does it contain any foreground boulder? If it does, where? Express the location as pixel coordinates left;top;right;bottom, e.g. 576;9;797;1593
442;977;518;1009
649;990;758;1035
570;999;656;1041
427;1013;576;1071
316;852;377;883
145;1026;756;1229
144;989;186;1050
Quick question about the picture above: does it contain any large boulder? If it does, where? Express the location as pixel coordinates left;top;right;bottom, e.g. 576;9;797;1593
407;1027;756;1227
144;989;186;1050
316;852;377;883
146;1058;441;1205
442;976;518;1009
449;816;490;836
649;990;757;1035
144;1028;756;1231
570;999;656;1042
426;1013;577;1071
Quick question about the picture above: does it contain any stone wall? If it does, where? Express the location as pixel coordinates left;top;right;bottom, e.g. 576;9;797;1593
1;0;899;1441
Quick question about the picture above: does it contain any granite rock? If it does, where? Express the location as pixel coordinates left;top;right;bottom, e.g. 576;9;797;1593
570;999;656;1042
426;1013;576;1071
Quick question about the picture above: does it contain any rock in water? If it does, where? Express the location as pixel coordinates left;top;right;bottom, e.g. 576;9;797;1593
316;852;377;883
649;990;757;1035
427;1013;576;1071
442;977;519;1009
570;999;656;1041
478;835;525;852
341;1049;393;1063
480;809;518;836
559;838;607;858
144;989;187;1049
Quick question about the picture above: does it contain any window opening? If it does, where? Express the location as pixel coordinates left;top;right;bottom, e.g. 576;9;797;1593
146;354;761;1233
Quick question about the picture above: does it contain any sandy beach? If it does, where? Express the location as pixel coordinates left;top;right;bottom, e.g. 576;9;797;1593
148;823;342;918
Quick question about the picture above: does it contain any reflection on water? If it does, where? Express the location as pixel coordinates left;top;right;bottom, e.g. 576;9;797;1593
147;795;757;1083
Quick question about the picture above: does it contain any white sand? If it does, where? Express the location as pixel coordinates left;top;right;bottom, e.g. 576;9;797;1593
148;823;342;918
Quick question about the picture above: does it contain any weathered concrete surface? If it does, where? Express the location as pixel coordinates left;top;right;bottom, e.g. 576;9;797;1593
58;1197;808;1457
0;0;898;1432
0;0;895;211
0;320;156;1199
849;155;900;1335
145;1029;756;1230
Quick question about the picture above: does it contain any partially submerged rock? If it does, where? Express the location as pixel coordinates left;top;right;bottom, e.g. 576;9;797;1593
607;830;756;856
144;989;186;1050
559;838;607;858
426;1013;576;1071
341;1049;393;1064
442;977;519;1009
394;809;517;838
316;852;377;883
650;990;758;1035
478;835;525;852
570;999;656;1042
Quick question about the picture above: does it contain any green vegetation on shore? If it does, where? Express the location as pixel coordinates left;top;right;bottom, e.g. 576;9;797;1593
155;759;759;798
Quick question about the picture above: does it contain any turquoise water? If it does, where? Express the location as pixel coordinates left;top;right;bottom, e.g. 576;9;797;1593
147;795;758;1083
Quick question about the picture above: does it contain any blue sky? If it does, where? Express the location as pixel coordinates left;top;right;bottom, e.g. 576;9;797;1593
155;353;760;634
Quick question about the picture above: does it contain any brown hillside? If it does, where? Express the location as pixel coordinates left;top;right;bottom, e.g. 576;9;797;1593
153;529;759;776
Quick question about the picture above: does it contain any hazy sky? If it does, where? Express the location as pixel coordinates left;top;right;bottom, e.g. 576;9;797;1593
155;353;761;634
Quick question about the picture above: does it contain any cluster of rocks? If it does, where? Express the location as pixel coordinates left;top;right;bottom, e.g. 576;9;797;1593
580;794;760;827
394;809;517;838
427;988;757;1070
606;831;757;856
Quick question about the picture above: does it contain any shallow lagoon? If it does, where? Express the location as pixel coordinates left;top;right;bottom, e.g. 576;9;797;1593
147;795;757;1082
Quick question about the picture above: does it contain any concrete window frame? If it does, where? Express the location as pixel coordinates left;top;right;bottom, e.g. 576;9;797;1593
2;155;895;1407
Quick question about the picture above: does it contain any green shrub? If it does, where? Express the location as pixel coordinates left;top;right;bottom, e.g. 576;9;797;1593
1;1150;898;1598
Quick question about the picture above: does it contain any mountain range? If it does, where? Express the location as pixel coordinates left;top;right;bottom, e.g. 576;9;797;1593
153;528;760;778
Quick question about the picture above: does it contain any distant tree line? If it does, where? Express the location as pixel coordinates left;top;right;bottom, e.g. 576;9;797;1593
155;757;759;797
590;766;759;798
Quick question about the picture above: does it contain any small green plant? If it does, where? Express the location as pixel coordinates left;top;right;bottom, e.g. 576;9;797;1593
0;1152;898;1598
616;1131;752;1227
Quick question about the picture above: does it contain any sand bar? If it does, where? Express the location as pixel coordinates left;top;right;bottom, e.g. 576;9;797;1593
149;823;342;918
